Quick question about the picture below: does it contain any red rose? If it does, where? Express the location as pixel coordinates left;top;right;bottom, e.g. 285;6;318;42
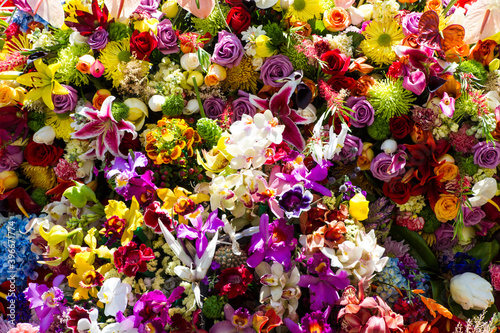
226;6;251;34
389;115;413;139
327;75;357;92
130;30;157;61
320;49;350;75
383;177;411;204
24;141;63;167
225;0;243;6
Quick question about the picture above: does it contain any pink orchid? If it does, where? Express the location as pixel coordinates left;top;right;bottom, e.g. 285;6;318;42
72;96;136;160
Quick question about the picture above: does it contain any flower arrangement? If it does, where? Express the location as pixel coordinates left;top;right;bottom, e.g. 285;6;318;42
1;0;500;331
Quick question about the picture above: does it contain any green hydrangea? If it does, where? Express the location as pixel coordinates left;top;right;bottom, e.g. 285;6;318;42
161;94;185;117
196;118;222;147
108;22;132;41
202;295;226;319
31;188;49;207
367;116;390;140
111;102;130;122
456;155;479;177
27;112;46;132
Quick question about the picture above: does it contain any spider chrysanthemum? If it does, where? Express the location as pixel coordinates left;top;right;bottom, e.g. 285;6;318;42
367;79;416;120
45;110;74;140
360;20;404;66
99;38;132;87
222;56;259;93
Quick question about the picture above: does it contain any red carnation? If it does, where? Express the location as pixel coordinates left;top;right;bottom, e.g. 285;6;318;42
114;241;155;277
215;265;253;299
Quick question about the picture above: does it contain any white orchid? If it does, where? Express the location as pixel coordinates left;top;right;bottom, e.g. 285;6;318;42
78;309;101;333
310;113;349;163
97;278;132;317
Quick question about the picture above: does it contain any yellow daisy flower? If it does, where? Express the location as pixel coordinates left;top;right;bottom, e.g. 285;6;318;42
360;20;404;66
286;0;322;22
45;110;74;140
99;38;131;87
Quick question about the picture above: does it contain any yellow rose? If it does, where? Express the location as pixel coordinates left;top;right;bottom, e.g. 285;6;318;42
349;193;370;221
433;194;459;222
0;84;24;107
133;18;159;33
434;162;459;182
255;35;276;58
204;64;227;86
357;142;374;171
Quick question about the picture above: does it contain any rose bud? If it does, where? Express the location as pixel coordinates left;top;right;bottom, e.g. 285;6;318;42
76;54;96;74
33;125;56;145
204;64;227;86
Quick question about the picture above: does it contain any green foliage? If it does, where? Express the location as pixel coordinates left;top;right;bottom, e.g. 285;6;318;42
161;94;185;117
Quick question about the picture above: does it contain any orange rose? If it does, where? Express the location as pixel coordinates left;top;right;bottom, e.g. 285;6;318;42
76;54;95;74
323;7;351;32
434;162;459;182
469;40;498;66
287;20;312;37
357;142;374;170
445;43;470;63
425;0;442;13
434;194;460;222
92;89;112;110
401;34;420;48
352;75;375;96
410;123;429;144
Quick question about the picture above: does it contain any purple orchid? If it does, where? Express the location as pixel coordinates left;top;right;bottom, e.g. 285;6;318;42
284;307;333;333
209;305;254;333
249;79;308;150
24;275;68;333
176;208;224;258
132;286;185;333
298;253;350;311
72;96;136;160
105;151;157;206
247;214;297;268
278;184;313;218
276;159;332;197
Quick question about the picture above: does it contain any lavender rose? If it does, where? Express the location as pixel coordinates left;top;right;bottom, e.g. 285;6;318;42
433;223;458;251
232;97;256;121
370;153;405;182
334;134;362;162
0;144;23;172
463;206;486;227
473;141;500;169
203;97;226;120
402;12;421;36
52;85;78;114
211;31;244;69
156;19;179;55
137;0;163;19
346;96;374;128
260;55;294;87
88;28;109;51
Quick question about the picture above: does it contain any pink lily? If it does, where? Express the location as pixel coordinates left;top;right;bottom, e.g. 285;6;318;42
72;96;136;160
249;80;308;151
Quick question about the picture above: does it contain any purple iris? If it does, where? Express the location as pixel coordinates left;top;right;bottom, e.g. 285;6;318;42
105;151;157;206
176;209;224;258
278;184;313;218
24;275;68;333
247;214;297;268
298;253;350;311
132;287;184;333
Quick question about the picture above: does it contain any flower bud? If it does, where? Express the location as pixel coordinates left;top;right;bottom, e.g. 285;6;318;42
0;171;18;194
186;71;204;87
162;0;179;18
450;272;494;310
296;104;317;125
63;182;99;208
184;99;200;115
33;125;56;145
69;31;89;45
90;60;104;78
204;64;227;86
76;54;96;74
180;53;201;71
357;142;374;171
349;193;370;221
148;95;166;112
381;139;397;154
123;98;148;130
255;35;275;58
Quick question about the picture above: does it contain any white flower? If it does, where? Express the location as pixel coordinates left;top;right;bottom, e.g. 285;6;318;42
69;31;89;45
296;104;318;125
469;177;497;207
148;95;166;112
183;99;200;115
450;272;494;310
180;53;200;71
253;110;285;144
380;139;397;154
252;56;264;70
33;126;56;145
78;309;101;333
97;278;132;317
254;0;279;9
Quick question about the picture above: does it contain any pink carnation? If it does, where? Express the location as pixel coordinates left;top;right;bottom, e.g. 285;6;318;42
489;263;500;291
7;324;39;333
395;212;424;231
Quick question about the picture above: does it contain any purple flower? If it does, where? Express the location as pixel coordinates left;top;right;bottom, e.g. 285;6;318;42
277;160;332;196
209;305;254;333
88;27;109;50
52;84;78;114
402;12;422;36
463;206;486;227
346;96;374;128
433;223;458;251
137;0;163;19
132;287;184;333
203;97;226;120
156;19;179;54
232;97;256;121
211;31;244;68
176;209;224;258
473;141;500;169
334;134;362;162
260;55;294;87
278;184;313;218
24;275;68;333
298;254;350;310
247;214;297;268
370;153;405;182
285;308;333;333
0;130;23;172
71;96;137;160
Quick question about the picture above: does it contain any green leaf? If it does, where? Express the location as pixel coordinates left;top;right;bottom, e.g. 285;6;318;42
390;225;440;273
462;304;499;320
448;297;462;316
467;240;500;271
308;19;326;35
430;279;447;306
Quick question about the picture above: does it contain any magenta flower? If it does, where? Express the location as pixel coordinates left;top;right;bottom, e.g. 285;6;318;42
276;160;332;197
284;308;333;333
249;79;308;150
209;305;255;333
403;70;426;95
176;208;224;258
24;275;68;333
247;214;297;268
72;96;136;160
439;92;455;118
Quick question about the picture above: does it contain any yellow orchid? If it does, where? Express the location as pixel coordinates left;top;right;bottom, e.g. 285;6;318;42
68;253;113;300
16;59;68;110
38;225;83;266
70;228;112;265
104;197;143;245
157;186;210;223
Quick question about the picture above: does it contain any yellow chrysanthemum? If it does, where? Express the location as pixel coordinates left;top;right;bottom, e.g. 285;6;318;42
222;56;259;93
20;163;57;190
45;110;74;140
360;20;404;66
286;0;322;22
99;38;131;87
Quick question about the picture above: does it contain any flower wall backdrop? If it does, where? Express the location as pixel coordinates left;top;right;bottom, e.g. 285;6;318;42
1;0;500;331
